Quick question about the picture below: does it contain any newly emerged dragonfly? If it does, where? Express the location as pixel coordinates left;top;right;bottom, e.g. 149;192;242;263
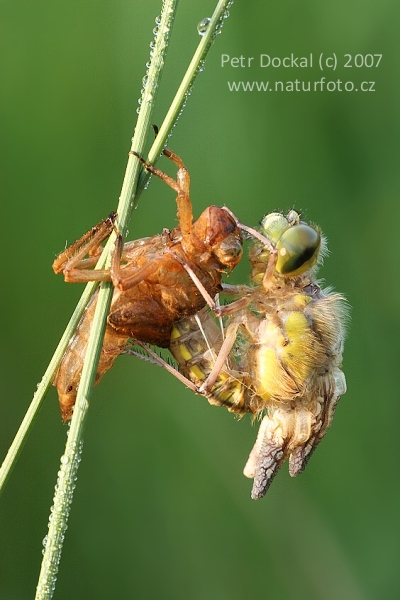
134;210;348;499
52;148;243;422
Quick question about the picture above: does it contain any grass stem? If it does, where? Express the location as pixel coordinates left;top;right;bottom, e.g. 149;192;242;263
35;2;178;597
0;1;234;597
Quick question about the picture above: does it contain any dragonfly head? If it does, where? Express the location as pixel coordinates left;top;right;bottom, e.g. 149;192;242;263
250;210;324;283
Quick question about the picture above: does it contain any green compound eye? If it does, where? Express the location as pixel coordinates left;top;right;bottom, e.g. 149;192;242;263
276;223;321;276
260;213;293;244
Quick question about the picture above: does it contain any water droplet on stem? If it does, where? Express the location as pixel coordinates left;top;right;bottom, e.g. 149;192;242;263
197;17;211;36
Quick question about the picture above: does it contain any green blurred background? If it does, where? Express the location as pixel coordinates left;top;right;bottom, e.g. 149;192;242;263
1;1;399;598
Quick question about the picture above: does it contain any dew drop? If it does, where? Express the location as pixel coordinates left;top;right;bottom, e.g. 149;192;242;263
197;17;211;36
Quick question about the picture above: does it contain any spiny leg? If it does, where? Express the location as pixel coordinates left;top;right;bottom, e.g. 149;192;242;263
197;320;241;394
169;250;253;317
222;205;280;292
222;206;276;252
262;250;279;292
126;341;201;396
52;212;117;282
130;148;193;239
162;147;190;195
109;233;160;291
128;334;247;412
221;283;253;296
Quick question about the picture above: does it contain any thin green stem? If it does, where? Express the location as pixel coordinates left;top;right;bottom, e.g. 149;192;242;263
0;0;233;498
35;3;233;591
35;2;178;598
1;0;234;596
0;4;179;500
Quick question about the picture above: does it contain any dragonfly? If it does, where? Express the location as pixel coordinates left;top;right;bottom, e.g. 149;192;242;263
133;210;348;499
52;147;244;422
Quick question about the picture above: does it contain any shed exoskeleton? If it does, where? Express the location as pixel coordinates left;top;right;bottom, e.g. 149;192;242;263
52;148;243;421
